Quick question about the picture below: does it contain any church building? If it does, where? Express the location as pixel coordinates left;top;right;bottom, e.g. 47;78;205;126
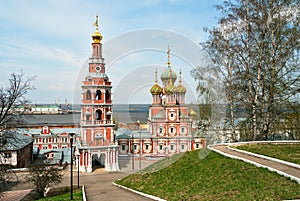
116;47;206;157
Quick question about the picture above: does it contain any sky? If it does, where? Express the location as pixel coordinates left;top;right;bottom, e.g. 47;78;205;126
0;0;224;104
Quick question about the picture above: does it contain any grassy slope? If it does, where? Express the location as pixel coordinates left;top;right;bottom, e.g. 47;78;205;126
116;150;300;201
236;143;300;165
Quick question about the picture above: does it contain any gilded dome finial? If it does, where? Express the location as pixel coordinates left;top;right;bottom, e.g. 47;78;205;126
94;15;99;30
179;68;182;84
92;14;103;43
167;46;171;66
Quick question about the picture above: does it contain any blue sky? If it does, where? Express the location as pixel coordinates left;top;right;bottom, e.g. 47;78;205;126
0;0;223;104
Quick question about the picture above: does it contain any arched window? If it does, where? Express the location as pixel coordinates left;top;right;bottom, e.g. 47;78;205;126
105;90;110;101
86;90;91;100
96;110;102;120
96;90;102;100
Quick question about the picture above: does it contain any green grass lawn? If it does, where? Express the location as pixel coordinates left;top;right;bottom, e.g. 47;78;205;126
116;150;300;201
37;188;82;201
236;143;300;165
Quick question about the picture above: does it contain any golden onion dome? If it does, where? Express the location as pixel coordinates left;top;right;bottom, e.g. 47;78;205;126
189;108;197;116
92;15;103;43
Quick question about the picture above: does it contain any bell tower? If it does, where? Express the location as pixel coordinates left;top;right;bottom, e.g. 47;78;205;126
79;16;118;172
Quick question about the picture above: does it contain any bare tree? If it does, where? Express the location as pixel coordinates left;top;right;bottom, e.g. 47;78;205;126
0;72;35;128
198;0;300;141
26;163;63;197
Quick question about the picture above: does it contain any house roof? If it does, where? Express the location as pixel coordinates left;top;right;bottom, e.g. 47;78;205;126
0;131;33;151
17;128;80;136
12;113;81;127
115;128;152;139
152;109;166;119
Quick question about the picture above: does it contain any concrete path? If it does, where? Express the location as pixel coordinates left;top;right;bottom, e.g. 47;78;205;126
6;158;157;201
212;144;300;182
59;172;153;201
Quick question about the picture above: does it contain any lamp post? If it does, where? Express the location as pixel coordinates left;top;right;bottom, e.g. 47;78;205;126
137;120;141;170
69;133;75;200
131;133;134;170
75;150;80;189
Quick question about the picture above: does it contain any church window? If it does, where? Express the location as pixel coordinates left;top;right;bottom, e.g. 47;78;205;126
86;90;91;100
181;144;185;150
121;144;125;151
145;144;149;150
170;144;174;150
159;127;163;134
159;144;163;150
134;144;137;151
96;90;102;100
105;90;110;101
196;143;200;149
181;127;186;134
96;110;102;120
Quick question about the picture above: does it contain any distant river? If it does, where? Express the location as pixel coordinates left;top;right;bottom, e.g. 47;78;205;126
112;104;150;123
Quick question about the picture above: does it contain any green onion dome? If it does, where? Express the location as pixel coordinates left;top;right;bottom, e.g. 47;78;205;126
150;84;162;95
176;84;186;94
164;84;176;94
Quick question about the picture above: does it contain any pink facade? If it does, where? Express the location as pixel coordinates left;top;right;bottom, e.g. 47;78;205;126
117;48;206;157
77;16;119;172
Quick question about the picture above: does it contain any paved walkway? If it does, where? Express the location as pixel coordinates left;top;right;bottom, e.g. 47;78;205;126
212;144;300;182
5;158;157;201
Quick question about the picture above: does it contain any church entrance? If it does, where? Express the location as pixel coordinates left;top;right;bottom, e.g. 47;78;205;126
92;153;106;171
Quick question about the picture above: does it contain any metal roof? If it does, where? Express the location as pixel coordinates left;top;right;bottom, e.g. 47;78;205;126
14;113;81;127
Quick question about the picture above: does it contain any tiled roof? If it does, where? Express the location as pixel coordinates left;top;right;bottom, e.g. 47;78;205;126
0;131;33;151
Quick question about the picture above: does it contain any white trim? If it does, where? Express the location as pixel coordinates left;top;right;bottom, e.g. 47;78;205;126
208;145;300;184
227;146;300;170
113;181;166;201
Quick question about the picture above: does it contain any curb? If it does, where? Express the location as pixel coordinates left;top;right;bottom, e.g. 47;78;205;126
208;145;300;184
112;181;166;201
82;185;87;201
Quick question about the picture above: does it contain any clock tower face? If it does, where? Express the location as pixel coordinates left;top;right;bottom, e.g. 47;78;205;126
95;66;101;72
168;111;176;121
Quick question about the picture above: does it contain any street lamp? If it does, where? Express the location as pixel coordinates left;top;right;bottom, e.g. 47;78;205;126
137;120;141;170
69;133;75;200
75;150;80;189
131;132;134;170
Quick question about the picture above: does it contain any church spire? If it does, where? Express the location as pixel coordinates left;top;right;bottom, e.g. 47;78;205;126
155;68;158;84
167;46;171;66
179;68;182;84
92;15;103;43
